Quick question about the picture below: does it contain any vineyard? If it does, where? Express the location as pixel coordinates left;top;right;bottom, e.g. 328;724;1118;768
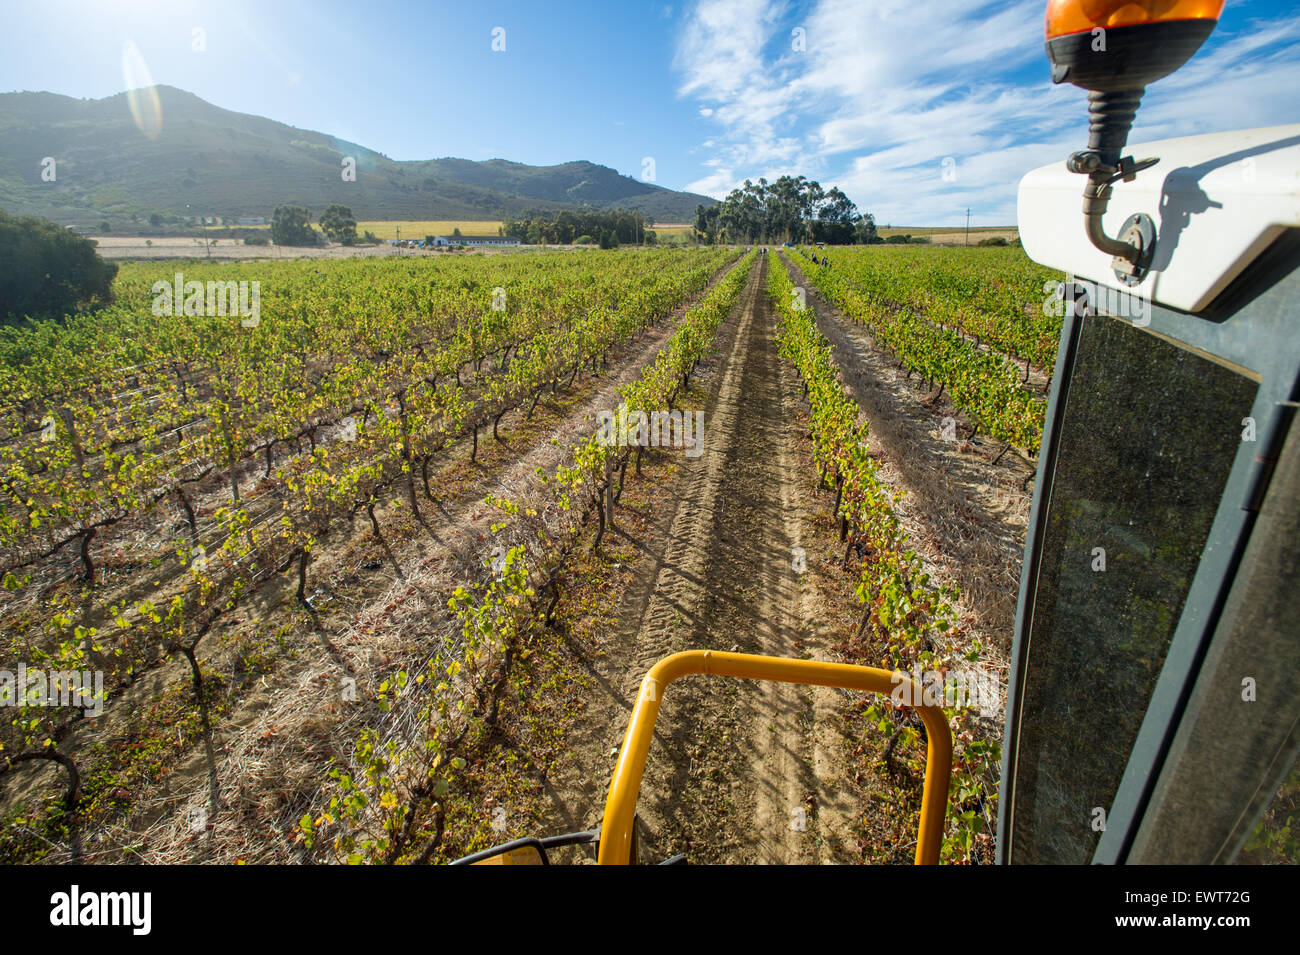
795;244;1061;457
1;243;1052;864
767;250;1000;862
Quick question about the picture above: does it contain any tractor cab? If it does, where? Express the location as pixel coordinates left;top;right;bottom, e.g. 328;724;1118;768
1002;0;1300;865
457;0;1300;866
1008;123;1300;863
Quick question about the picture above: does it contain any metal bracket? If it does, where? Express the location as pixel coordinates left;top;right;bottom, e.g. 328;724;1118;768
1107;155;1160;185
1111;213;1157;286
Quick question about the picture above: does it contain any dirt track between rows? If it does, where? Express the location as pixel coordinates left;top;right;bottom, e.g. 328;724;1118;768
539;254;859;863
536;249;1027;864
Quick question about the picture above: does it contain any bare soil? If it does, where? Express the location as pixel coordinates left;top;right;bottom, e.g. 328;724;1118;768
538;256;863;863
90;237;518;262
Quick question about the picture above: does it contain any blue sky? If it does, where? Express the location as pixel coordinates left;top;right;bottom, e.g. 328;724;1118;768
1;0;1297;225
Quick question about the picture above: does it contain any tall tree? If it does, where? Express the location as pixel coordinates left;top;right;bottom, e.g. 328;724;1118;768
708;176;873;245
694;203;720;244
854;212;880;245
319;204;358;245
810;187;859;244
271;205;317;246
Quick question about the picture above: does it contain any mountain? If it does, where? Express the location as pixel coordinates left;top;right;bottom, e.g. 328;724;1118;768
0;86;714;227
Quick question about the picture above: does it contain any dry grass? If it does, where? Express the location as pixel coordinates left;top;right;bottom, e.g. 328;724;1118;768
355;220;505;239
875;225;1017;237
89;237;506;262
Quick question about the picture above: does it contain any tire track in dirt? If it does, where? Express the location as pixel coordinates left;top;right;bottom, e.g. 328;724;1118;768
542;254;850;863
620;254;801;863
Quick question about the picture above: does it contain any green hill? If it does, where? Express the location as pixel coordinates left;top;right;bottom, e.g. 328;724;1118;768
0;85;714;228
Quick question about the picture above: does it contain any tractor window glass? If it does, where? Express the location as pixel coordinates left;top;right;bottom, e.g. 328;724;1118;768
1237;758;1300;864
1127;403;1300;865
1007;311;1257;864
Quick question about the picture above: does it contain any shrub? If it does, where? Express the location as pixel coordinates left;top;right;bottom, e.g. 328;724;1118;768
978;236;1009;246
0;211;118;324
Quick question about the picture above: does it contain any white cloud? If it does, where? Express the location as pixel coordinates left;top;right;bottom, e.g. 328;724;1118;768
686;164;740;196
676;0;1300;225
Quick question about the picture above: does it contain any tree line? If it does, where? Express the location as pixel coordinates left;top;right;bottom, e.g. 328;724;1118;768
694;176;879;245
271;204;360;246
501;208;654;247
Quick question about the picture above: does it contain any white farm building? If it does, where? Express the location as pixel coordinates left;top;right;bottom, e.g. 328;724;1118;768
433;234;521;247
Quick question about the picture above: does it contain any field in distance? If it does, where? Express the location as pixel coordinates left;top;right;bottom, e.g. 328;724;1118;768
360;220;695;239
876;225;1019;245
355;220;505;239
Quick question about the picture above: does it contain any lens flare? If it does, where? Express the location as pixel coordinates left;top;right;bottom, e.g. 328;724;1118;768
122;40;162;140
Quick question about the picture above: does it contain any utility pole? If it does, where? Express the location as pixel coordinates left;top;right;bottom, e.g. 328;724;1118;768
965;208;970;246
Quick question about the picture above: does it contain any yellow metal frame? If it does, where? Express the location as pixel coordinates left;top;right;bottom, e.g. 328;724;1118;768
596;650;953;865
